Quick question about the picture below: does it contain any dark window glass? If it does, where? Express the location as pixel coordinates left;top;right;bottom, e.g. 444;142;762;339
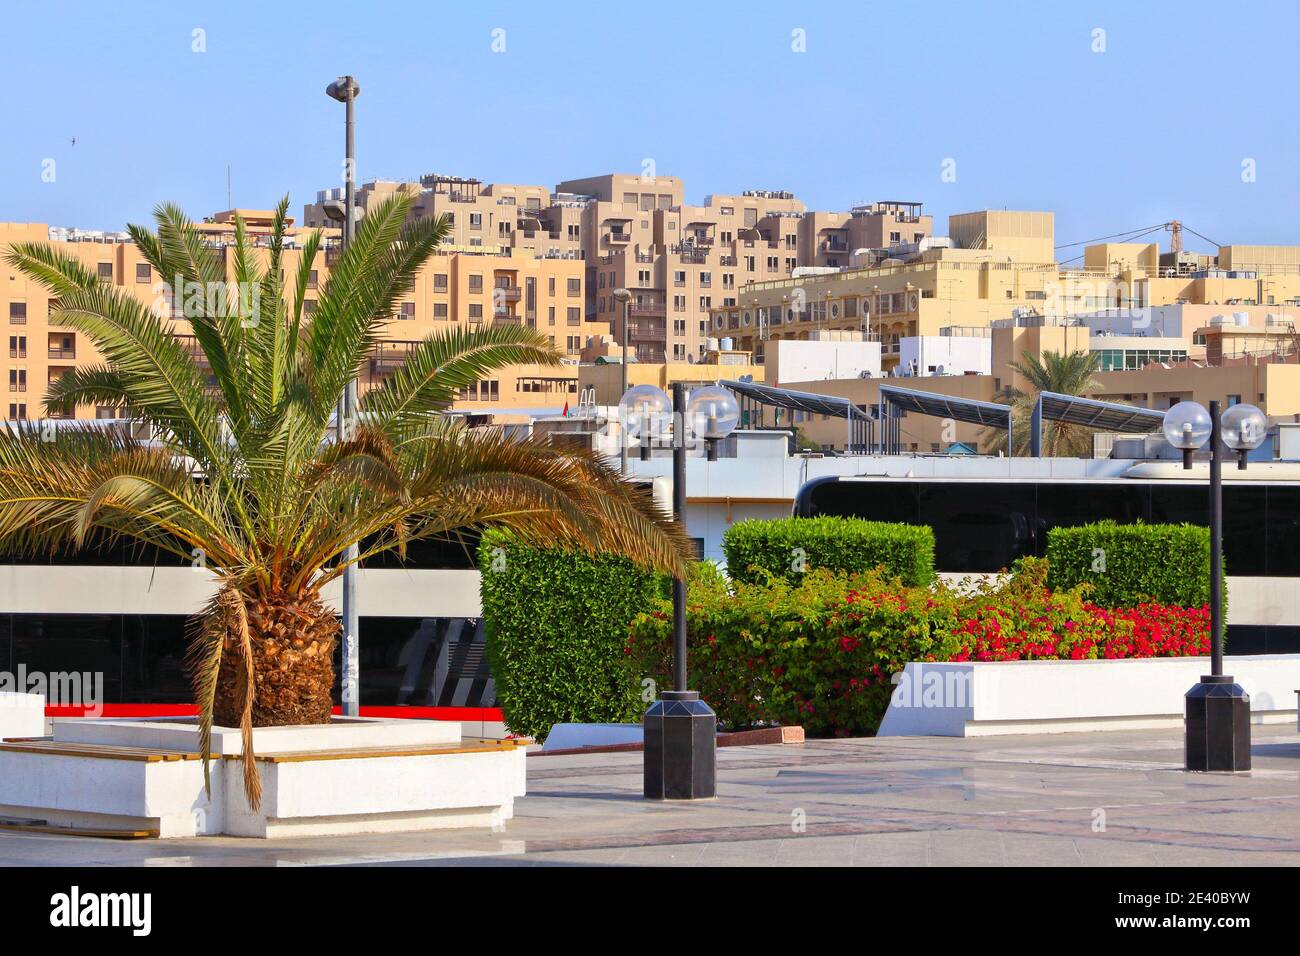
338;617;492;708
1266;486;1300;577
122;615;191;704
801;478;919;524
917;482;1036;572
11;614;123;704
1033;482;1146;555
356;532;480;569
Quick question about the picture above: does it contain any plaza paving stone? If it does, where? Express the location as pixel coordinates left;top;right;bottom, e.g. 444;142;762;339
2;724;1300;866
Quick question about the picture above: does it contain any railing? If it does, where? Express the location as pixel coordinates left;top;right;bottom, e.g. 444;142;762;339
48;347;76;360
494;285;522;301
605;232;631;243
629;303;666;316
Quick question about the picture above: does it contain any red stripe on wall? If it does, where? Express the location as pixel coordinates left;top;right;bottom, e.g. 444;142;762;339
44;703;503;722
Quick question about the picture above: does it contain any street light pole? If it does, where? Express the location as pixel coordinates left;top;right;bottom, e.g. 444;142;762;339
1163;398;1266;772
1208;399;1224;680
327;74;361;718
612;288;631;473
627;382;737;801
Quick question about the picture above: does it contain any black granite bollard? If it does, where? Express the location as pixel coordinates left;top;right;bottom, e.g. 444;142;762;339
1185;675;1251;772
643;691;716;799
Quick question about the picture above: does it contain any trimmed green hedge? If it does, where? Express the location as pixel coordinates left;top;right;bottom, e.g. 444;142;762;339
627;560;1211;737
1045;521;1215;608
477;530;660;740
722;516;935;586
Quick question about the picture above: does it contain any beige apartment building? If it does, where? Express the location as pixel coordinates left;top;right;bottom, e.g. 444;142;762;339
0;212;607;421
712;208;1300;372
306;172;934;368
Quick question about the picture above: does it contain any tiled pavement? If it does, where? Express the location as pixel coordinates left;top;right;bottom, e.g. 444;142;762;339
4;725;1300;866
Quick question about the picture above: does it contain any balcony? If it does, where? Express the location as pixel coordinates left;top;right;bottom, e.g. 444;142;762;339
629;302;666;317
492;312;522;325
48;347;76;360
605;232;631;243
628;322;666;343
494;285;522;301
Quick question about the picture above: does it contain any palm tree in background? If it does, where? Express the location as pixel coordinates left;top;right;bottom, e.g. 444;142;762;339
982;349;1103;456
0;191;690;805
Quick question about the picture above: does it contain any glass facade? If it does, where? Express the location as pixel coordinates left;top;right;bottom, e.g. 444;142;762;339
1093;348;1188;371
0;614;494;708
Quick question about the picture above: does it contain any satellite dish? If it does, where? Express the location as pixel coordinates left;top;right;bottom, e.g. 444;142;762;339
936;364;945;376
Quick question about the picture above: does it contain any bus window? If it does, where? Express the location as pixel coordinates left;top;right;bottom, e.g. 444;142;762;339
1034;483;1145;547
917;482;1035;572
1266;486;1300;577
800;478;919;524
1151;483;1266;577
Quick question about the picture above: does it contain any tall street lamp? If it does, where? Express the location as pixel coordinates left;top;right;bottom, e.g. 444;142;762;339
619;382;738;799
612;288;632;473
1162;398;1267;771
326;74;361;717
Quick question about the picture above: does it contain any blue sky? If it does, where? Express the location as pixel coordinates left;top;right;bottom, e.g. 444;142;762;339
2;0;1298;257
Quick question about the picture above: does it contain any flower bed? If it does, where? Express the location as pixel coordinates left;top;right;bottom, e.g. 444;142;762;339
627;559;1210;738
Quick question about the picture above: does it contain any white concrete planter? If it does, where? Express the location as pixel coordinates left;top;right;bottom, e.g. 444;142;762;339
877;654;1300;738
0;692;46;741
0;715;525;838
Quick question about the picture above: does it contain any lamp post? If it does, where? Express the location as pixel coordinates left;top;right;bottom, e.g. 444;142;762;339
1162;399;1267;771
612;288;632;473
326;74;361;717
619;382;738;799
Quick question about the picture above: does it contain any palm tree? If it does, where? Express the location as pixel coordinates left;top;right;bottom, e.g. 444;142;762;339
982;349;1102;456
0;192;689;806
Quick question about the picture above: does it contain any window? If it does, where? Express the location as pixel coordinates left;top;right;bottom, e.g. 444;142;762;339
567;278;581;296
400;302;415;319
9;303;26;325
548;306;556;326
49;333;74;359
135;263;151;283
566;336;581;353
307;270;318;289
468;304;483;319
468;274;483;293
469;213;482;230
434;273;448;291
98;262;113;281
673;319;686;335
8;335;25;358
9;369;26;392
567;224;580;240
434;303;448;318
548;278;556;295
889;231;901;243
7;403;25;420
567;307;581;326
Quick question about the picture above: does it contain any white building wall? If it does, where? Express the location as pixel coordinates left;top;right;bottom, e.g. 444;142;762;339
897;336;991;376
768;338;882;384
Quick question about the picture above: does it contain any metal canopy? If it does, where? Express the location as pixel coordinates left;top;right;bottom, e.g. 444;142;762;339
719;379;873;453
877;383;1013;455
1035;391;1166;432
878;384;1011;427
721;379;871;419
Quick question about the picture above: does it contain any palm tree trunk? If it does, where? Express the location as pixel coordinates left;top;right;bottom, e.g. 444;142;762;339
212;589;339;727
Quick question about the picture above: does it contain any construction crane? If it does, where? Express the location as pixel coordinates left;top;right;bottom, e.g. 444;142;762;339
1166;220;1183;256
